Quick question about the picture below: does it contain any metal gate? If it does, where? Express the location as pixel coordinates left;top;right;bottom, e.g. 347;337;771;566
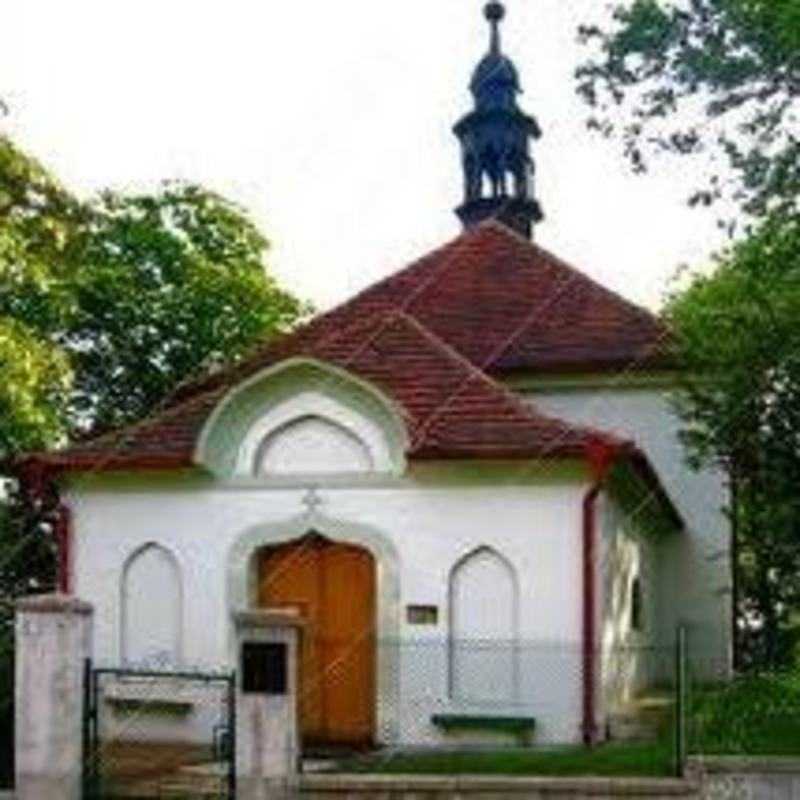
83;660;236;799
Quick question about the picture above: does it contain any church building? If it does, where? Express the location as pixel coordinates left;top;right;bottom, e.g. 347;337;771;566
22;2;730;749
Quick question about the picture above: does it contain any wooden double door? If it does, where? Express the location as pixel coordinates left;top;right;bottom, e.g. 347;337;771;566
258;535;376;747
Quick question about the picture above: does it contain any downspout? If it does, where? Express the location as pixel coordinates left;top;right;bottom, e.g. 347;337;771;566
582;482;601;746
582;438;621;747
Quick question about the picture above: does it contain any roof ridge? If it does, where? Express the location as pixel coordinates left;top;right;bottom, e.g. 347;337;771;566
165;219;670;409
369;308;623;449
536;251;659;325
164;225;486;407
483;219;661;324
468;223;668;372
328;226;479;311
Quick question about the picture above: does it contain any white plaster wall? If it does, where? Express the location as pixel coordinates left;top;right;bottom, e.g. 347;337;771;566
598;494;664;723
520;384;731;670
69;472;589;745
96;678;228;746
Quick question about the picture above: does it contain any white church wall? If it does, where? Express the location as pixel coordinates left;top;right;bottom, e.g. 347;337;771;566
515;378;731;671
597;492;662;727
68;467;590;745
65;357;690;748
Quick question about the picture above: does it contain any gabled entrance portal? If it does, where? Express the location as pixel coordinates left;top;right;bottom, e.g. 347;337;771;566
258;534;376;747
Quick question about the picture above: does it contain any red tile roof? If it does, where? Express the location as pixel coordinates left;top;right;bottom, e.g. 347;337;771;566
34;311;626;473
170;220;671;406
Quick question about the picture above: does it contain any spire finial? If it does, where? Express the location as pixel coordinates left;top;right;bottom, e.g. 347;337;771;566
484;2;505;54
455;0;543;238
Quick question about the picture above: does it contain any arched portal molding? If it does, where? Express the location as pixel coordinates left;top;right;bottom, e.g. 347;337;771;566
226;510;401;741
195;357;408;480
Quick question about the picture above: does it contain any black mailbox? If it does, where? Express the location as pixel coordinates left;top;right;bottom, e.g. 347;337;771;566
242;642;288;695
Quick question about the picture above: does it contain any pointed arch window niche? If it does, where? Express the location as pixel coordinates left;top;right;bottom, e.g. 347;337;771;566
121;544;182;669
449;546;519;703
255;415;373;476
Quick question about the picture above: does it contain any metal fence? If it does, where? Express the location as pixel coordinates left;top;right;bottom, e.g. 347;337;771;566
373;639;677;747
82;663;235;800
78;635;800;791
294;637;684;777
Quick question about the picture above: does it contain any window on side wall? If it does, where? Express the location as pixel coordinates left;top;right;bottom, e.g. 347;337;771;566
631;576;644;633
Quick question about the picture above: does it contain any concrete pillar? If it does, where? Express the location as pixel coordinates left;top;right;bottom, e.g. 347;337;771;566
15;594;93;800
233;609;304;800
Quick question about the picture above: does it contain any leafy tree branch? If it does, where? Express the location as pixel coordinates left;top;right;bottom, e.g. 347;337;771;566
577;0;800;219
665;214;800;666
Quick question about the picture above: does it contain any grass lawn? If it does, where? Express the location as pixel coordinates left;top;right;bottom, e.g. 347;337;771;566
332;673;800;779
335;742;676;778
689;673;800;756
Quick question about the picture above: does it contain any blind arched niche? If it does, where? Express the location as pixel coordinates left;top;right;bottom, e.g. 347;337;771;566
255;415;373;475
449;546;519;702
121;543;182;668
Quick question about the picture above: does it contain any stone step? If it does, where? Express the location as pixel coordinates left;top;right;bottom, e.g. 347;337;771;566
607;693;674;742
607;714;661;742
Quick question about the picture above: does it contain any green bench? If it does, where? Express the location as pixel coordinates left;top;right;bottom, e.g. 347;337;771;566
431;714;536;745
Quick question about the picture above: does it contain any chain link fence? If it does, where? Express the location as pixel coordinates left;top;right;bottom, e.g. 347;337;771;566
297;637;682;777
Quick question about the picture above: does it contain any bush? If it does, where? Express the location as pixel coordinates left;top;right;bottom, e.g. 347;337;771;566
690;672;800;755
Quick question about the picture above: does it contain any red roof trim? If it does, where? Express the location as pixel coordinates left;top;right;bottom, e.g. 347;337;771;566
23;310;628;475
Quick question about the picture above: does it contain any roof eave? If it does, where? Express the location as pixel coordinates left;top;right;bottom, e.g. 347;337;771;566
11;452;197;478
618;446;684;530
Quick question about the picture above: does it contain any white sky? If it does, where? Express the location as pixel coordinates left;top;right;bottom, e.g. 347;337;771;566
1;0;729;312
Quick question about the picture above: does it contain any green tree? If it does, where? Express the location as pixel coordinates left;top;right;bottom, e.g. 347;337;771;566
665;214;800;668
577;0;800;219
0;137;78;456
0;135;79;785
0;318;71;456
66;183;306;433
0;135;308;439
0;134;308;785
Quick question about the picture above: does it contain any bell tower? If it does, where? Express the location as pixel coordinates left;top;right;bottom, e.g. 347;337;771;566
454;2;544;238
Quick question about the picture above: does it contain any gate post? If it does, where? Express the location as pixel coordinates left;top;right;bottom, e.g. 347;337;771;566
15;594;94;800
233;609;304;800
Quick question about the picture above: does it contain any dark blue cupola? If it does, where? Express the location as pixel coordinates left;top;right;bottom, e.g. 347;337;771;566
454;2;543;239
